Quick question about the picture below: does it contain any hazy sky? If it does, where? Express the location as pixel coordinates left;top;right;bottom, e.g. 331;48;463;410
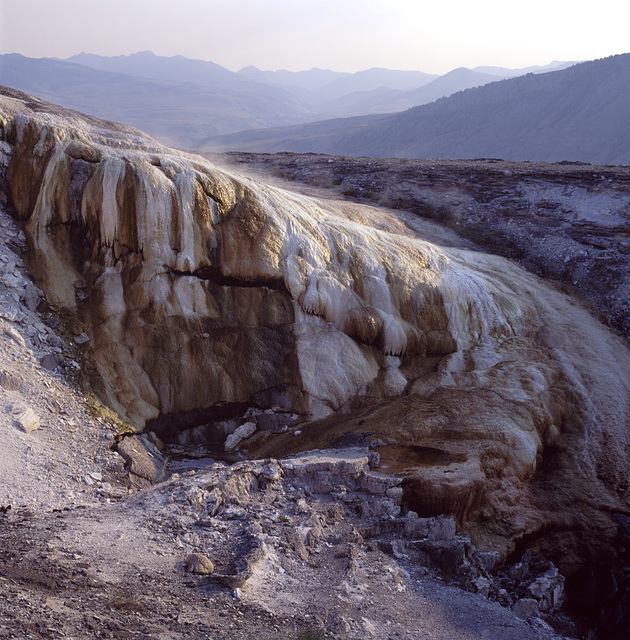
1;0;628;74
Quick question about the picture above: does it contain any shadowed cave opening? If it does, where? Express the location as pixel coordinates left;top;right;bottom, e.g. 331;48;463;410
145;399;301;461
502;509;630;640
170;266;289;292
147;402;259;448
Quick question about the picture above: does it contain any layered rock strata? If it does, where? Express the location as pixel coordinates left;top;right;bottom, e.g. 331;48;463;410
1;88;630;626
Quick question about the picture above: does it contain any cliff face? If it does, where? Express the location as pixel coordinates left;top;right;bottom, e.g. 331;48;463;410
2;87;630;593
2;91;545;430
4;102;453;428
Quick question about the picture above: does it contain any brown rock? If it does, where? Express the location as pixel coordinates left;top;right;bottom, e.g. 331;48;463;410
64;141;102;163
116;435;165;488
185;553;214;575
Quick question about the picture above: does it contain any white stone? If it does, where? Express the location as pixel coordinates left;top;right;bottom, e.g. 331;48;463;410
224;421;257;452
2;273;20;288
15;408;40;434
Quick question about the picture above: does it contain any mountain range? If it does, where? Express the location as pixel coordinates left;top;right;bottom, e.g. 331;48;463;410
0;51;573;150
3;51;624;164
204;54;630;165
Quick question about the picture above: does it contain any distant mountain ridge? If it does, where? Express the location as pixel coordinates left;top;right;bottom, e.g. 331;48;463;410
365;67;501;114
0;51;574;148
203;54;630;165
472;60;578;76
0;53;311;147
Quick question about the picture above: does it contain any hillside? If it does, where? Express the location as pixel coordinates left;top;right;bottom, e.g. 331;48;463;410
203;54;630;165
359;67;503;114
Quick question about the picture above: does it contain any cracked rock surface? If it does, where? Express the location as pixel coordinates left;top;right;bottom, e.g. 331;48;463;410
0;448;571;640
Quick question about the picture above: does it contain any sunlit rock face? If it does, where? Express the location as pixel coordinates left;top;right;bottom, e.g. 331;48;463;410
1;94;485;429
2;89;630;586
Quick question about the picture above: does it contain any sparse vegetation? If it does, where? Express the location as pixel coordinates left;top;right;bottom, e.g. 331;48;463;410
83;391;136;438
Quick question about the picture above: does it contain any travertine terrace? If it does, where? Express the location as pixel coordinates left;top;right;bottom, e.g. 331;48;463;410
1;87;630;637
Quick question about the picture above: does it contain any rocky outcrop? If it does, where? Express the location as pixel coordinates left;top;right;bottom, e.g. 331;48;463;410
0;446;569;640
2;88;630;634
133;447;573;635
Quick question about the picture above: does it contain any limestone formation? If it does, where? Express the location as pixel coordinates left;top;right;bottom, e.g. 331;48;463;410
1;87;630;619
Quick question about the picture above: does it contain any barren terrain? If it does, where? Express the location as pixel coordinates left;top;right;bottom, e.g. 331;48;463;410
0;165;571;640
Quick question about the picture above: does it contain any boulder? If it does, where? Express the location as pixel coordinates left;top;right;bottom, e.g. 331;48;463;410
14;408;40;434
256;411;295;432
21;281;41;312
512;598;540;620
39;353;64;371
410;538;471;580
117;435;165;489
403;515;457;541
185;553;214;575
526;567;565;613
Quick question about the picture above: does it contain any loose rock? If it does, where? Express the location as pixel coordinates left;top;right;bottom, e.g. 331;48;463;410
185;553;214;575
117;435;166;488
39;353;64;371
14;408;40;434
224;421;257;452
